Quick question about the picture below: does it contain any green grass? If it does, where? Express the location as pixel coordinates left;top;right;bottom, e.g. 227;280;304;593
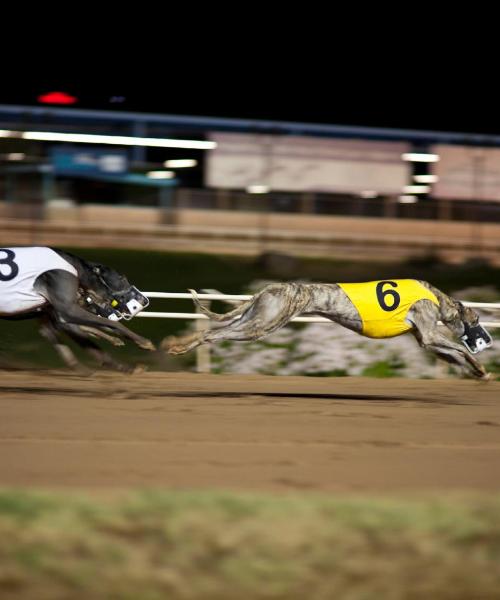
361;358;406;378
1;489;500;599
305;369;349;377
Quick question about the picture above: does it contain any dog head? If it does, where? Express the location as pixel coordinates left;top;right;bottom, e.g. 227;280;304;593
457;301;480;327
457;301;492;354
83;263;149;320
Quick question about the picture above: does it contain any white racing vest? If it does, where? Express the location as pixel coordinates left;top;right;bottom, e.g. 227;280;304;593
0;247;77;315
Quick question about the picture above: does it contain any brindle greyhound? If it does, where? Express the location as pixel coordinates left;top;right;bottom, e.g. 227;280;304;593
165;280;493;379
0;247;154;372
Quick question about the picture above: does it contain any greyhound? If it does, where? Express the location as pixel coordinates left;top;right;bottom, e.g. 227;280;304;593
0;246;154;372
165;280;493;379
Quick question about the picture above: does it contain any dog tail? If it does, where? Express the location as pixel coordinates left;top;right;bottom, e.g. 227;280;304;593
188;289;252;323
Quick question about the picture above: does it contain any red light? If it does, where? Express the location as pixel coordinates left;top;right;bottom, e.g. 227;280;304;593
38;91;78;105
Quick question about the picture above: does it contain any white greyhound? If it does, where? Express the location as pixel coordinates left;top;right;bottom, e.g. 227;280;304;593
165;279;493;379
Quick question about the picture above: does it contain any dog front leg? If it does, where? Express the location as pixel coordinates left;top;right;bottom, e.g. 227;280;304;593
409;301;490;380
79;325;125;347
414;329;489;379
54;305;155;351
59;323;137;373
35;270;155;351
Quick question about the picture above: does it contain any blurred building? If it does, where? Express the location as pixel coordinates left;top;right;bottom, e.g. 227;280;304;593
1;103;500;264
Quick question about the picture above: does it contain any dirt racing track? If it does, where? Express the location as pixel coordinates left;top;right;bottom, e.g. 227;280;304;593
0;371;499;493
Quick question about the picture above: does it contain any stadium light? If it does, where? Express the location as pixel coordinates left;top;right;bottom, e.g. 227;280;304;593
402;152;440;162
164;159;198;168
413;174;438;183
0;129;216;150
246;185;270;194
403;185;430;194
147;171;175;179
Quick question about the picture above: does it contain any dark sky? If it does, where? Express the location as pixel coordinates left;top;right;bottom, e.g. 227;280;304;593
1;24;495;135
0;87;485;135
0;62;496;136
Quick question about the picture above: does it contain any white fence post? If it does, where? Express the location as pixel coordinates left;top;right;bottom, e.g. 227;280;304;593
195;298;211;374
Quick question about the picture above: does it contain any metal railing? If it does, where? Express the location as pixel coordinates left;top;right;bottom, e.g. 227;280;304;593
138;292;500;328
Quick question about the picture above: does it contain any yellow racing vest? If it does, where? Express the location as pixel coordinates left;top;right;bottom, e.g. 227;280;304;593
338;280;439;338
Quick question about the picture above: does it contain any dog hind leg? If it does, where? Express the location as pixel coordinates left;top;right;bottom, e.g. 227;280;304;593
39;320;90;373
166;287;302;355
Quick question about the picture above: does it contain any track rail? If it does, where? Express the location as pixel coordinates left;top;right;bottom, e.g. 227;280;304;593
139;292;500;328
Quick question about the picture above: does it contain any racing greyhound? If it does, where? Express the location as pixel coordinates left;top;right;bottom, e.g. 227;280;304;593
165;280;493;379
0;246;153;371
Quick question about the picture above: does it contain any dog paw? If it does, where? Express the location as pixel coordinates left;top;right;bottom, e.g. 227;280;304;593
137;338;156;351
116;364;136;374
160;336;178;351
168;345;189;355
160;336;191;355
71;364;94;376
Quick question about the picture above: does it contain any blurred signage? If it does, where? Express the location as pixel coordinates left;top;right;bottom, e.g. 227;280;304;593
206;133;410;194
433;145;500;201
50;147;128;176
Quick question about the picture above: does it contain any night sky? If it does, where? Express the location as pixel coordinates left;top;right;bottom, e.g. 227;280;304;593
1;60;496;136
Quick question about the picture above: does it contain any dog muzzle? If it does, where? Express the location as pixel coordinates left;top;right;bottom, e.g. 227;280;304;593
84;287;149;321
83;295;122;321
461;322;493;354
109;287;150;320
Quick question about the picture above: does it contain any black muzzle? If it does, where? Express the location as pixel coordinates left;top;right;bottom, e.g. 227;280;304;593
111;286;150;320
83;287;149;321
461;322;493;354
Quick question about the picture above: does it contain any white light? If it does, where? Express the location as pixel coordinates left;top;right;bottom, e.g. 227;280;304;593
0;129;216;150
23;131;217;150
413;174;438;183
402;152;440;163
6;153;25;160
403;185;430;194
398;195;418;204
360;190;378;198
246;185;270;194
147;170;175;179
164;159;198;168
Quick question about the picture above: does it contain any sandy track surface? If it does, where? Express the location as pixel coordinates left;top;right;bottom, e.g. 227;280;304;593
0;371;499;492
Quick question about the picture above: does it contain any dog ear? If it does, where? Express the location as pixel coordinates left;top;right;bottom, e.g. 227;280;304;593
453;300;466;319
